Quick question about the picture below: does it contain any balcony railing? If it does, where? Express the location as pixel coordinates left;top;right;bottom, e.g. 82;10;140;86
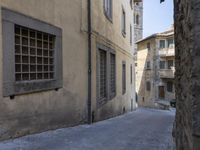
159;69;175;79
159;48;175;57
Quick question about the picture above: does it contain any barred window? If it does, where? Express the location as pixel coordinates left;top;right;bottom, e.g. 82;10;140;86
15;25;55;81
122;62;126;94
130;65;133;84
99;50;107;100
2;8;62;97
110;53;116;97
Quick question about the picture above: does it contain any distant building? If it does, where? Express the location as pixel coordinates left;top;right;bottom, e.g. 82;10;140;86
136;27;175;108
134;0;143;47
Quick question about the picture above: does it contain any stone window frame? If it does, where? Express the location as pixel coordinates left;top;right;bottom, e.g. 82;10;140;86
96;43;116;108
104;0;113;22
2;8;63;97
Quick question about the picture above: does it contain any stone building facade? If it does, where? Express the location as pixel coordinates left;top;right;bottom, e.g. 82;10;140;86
135;28;175;108
174;0;200;149
134;0;143;48
0;0;136;140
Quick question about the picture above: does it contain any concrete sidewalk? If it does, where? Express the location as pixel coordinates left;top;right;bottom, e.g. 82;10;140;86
0;108;175;150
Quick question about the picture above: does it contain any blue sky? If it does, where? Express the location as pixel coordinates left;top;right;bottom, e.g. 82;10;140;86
143;0;174;37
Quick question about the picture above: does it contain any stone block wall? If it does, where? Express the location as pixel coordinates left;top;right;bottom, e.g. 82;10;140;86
174;0;200;149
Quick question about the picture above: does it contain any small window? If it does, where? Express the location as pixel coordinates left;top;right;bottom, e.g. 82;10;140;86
147;42;151;50
146;61;151;70
121;8;126;36
160;61;166;69
159;40;165;49
135;14;139;25
168;60;174;69
122;62;126;94
110;53;116;98
104;0;112;21
167;38;174;48
130;25;132;45
167;81;173;92
146;81;151;91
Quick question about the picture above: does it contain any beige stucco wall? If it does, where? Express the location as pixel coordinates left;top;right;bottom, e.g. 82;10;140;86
0;0;89;140
0;0;136;140
91;0;136;121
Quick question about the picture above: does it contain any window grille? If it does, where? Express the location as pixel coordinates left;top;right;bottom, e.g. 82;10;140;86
110;53;116;96
99;50;107;99
122;62;126;94
15;25;55;82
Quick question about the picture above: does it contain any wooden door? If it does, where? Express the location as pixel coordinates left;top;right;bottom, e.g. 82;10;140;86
159;86;165;99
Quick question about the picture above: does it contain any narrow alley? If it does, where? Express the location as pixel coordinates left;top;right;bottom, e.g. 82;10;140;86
0;108;175;150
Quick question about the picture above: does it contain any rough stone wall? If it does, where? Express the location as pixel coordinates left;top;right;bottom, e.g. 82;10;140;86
174;0;200;149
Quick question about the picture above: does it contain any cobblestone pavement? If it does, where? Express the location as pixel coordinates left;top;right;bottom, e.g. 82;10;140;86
0;108;175;150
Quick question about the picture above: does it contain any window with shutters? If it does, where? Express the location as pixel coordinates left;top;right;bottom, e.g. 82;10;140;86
2;8;62;97
122;62;126;95
104;0;112;21
110;53;116;98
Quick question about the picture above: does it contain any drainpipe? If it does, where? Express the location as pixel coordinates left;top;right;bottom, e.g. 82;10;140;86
87;0;92;124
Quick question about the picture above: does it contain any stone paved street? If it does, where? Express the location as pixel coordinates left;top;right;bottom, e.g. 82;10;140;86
0;108;175;150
